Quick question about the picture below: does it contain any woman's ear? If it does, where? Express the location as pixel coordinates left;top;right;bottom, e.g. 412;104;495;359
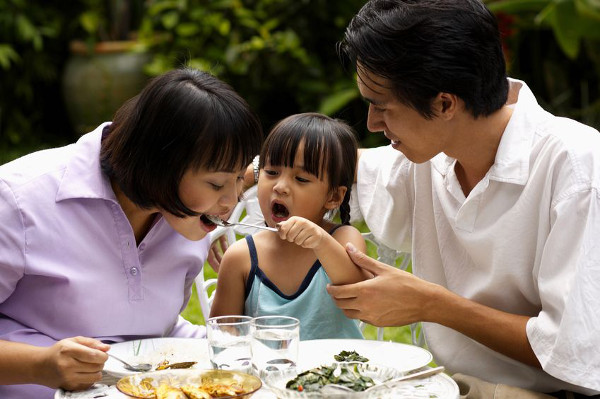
325;186;348;210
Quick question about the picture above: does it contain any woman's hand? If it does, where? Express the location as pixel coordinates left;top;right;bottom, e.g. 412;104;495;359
37;336;109;390
276;216;327;250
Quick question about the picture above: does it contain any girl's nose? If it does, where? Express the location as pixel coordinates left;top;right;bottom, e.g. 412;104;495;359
273;177;290;195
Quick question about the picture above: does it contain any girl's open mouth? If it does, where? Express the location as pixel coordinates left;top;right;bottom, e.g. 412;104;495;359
271;202;290;222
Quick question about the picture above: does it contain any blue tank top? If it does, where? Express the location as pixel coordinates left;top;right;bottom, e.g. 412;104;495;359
243;233;363;341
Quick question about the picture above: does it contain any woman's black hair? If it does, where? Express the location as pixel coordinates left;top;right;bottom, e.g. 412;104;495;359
339;0;508;119
100;68;263;217
260;113;358;225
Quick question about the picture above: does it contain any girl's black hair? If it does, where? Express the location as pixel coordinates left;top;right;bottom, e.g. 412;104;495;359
339;0;508;119
260;112;358;225
100;68;263;217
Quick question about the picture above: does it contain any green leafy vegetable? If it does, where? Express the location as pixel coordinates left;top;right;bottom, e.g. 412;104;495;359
286;363;376;392
334;350;369;363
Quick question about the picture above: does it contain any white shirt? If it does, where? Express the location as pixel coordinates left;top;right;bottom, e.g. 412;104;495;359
354;80;600;394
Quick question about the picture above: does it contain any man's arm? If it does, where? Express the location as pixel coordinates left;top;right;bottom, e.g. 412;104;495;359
327;244;541;368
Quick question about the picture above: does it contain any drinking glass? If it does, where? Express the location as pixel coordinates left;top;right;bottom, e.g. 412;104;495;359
251;315;300;378
206;315;253;373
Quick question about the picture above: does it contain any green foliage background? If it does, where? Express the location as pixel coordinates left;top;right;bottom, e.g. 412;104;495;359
3;0;598;165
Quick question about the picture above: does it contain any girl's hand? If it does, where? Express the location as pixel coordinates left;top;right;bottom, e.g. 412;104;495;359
38;336;109;390
276;216;327;249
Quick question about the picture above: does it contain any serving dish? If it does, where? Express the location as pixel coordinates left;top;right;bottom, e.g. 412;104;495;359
116;369;262;399
297;339;432;373
264;362;401;398
105;338;210;378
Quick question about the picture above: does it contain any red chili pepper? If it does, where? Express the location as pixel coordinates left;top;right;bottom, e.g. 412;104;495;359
297;385;304;392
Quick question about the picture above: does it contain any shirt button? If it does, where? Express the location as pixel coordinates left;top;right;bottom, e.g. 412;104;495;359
139;243;146;251
130;267;138;276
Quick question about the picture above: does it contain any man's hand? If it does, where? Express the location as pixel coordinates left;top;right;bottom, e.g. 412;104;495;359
37;336;109;390
326;243;438;326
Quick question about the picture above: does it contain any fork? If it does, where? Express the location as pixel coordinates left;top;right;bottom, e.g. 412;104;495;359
208;216;278;232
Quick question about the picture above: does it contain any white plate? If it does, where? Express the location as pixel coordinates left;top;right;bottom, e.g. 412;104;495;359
298;339;432;373
104;337;211;378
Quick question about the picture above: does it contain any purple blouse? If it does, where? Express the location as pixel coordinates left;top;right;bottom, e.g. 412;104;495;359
0;124;208;398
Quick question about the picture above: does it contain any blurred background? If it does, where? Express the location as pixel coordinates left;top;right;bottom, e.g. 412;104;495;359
1;0;599;164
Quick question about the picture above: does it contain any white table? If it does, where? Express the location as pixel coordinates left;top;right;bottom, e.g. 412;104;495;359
55;338;459;399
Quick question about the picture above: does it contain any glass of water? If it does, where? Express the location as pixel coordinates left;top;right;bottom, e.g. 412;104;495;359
206;315;253;373
251;315;300;378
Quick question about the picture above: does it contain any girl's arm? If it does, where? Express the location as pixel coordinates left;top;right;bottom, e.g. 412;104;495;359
209;240;251;317
277;217;368;284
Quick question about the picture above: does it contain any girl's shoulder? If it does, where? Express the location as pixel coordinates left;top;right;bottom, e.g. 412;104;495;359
328;222;367;252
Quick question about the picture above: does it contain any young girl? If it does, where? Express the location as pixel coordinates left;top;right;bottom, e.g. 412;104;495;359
210;112;368;340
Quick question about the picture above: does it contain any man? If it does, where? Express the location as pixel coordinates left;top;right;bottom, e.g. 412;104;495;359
327;0;600;397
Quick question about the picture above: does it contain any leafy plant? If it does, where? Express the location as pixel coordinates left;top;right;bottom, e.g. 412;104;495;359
486;0;600;129
486;0;600;59
138;0;367;134
0;0;77;163
76;0;145;46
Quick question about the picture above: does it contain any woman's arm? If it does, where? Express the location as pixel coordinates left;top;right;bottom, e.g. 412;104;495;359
209;240;251;317
276;217;368;284
0;337;109;390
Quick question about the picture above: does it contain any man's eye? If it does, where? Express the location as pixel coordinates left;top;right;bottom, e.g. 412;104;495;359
210;183;223;190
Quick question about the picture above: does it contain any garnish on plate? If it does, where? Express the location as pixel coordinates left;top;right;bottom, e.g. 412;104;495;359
334;350;369;363
155;360;197;370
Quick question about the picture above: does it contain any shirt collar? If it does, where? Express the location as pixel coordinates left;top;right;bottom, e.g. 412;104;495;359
431;78;544;186
56;123;117;202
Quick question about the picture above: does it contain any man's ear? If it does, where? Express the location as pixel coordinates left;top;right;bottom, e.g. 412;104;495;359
325;186;348;210
433;92;458;120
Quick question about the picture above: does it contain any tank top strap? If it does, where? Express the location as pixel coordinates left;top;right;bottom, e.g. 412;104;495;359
244;235;259;298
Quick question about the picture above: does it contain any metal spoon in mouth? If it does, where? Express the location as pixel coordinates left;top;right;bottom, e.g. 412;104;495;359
206;215;277;232
107;353;152;372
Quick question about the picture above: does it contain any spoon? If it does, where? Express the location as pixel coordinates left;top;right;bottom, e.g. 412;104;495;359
320;366;446;394
107;353;152;372
207;216;278;232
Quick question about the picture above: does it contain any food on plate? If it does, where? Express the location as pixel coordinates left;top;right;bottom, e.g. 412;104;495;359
156;383;187;399
333;350;369;363
286;363;376;392
116;369;262;399
156;360;198;370
180;384;212;399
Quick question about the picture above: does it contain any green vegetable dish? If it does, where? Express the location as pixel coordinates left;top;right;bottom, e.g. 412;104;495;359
286;363;376;393
333;350;369;363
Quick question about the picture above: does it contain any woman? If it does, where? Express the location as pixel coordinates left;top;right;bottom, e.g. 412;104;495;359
0;68;262;398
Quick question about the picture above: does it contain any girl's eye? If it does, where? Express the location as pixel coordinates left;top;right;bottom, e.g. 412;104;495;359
296;176;310;183
210;183;223;190
264;169;277;176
